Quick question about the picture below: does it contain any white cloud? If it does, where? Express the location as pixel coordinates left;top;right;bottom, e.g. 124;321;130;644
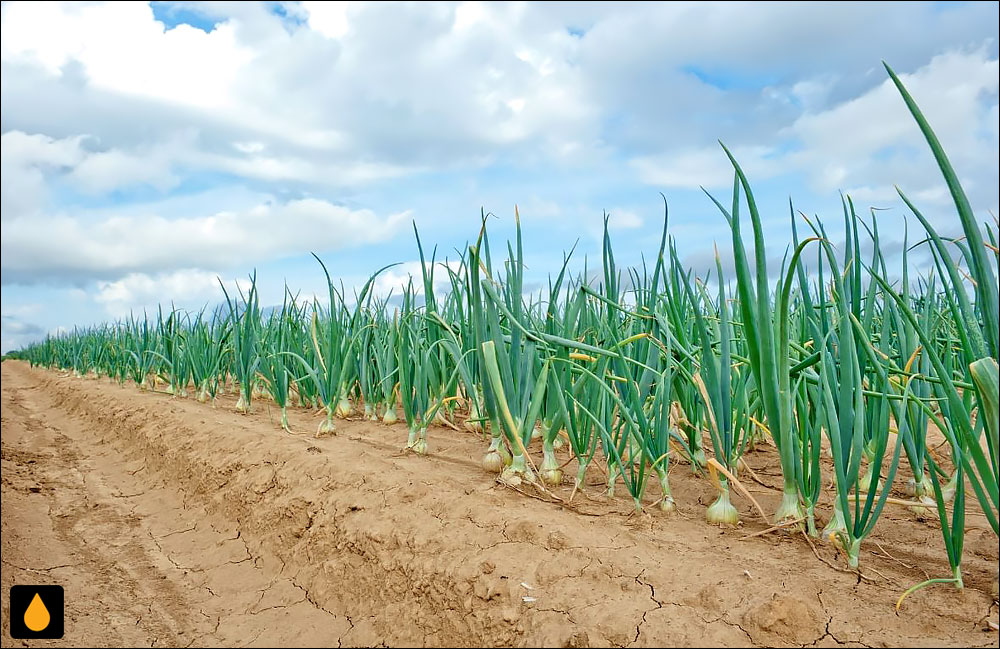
94;269;223;317
453;2;489;32
70;147;180;194
631;48;999;219
0;130;85;168
1;130;186;207
607;209;642;230
787;77;837;112
370;259;464;301
519;196;562;219
631;146;780;190
1;1;253;110
1;0;597;176
1;197;409;283
233;140;265;154
191;149;418;185
0;131;86;218
303;1;351;39
785;48;999;211
2;127;411;212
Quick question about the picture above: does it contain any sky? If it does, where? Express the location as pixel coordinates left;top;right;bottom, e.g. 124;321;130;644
1;1;998;353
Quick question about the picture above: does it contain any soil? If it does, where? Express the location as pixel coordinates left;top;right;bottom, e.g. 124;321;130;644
1;360;997;647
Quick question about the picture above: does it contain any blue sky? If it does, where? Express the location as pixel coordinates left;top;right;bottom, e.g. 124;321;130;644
1;1;998;352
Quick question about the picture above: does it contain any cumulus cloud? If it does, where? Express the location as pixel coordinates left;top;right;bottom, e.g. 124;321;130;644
1;1;254;110
1;197;409;283
301;1;350;39
630;48;999;223
1;130;185;213
631;146;782;190
785;48;999;211
94;269;225;317
0;131;86;218
0;1;595;173
606;209;643;230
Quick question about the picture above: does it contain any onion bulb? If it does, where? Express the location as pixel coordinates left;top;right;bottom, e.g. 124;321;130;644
706;489;739;525
483;450;504;473
335;396;352;418
382;407;398;425
316;410;336;437
539;445;562;487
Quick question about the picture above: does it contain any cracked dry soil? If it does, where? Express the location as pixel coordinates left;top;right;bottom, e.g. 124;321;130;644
1;360;997;647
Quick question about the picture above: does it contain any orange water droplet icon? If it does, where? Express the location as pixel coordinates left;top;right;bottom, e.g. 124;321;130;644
24;592;51;632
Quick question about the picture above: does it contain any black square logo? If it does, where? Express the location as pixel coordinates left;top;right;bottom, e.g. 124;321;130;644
9;585;64;639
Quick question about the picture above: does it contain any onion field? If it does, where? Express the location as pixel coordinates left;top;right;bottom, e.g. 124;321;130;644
10;63;998;607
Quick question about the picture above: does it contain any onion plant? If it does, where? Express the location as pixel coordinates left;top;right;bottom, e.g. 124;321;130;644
187;308;230;403
220;275;261;414
683;249;750;524
288;257;396;435
258;291;302;431
707;169;815;524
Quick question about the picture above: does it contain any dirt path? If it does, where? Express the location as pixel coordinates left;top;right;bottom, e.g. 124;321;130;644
1;360;997;647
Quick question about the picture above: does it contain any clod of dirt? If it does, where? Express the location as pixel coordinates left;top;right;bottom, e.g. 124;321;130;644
743;592;824;645
563;630;591;647
546;530;569;549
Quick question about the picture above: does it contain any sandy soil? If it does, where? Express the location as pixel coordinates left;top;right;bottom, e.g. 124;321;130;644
1;360;997;647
